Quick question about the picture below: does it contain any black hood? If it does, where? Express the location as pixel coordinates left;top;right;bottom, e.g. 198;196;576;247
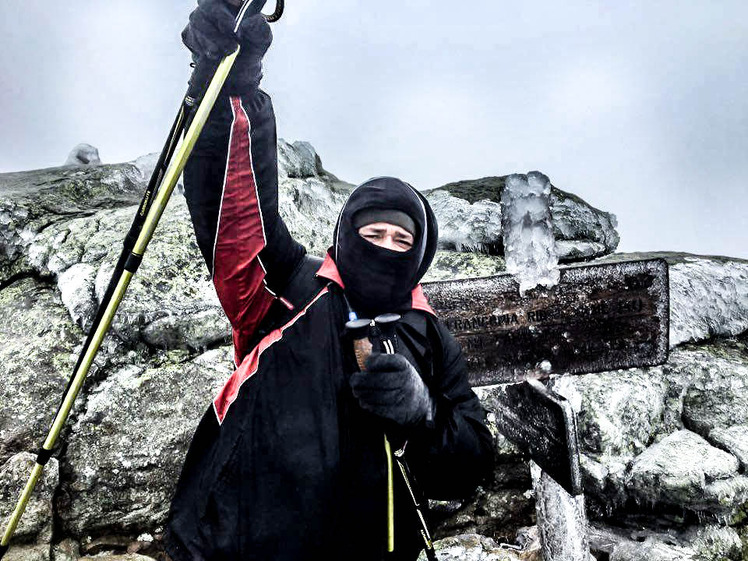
332;177;438;318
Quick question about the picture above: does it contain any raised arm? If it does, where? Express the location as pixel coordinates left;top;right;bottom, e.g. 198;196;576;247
181;1;305;362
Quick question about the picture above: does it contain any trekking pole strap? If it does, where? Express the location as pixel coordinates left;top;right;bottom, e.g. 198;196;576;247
124;253;143;274
35;447;54;467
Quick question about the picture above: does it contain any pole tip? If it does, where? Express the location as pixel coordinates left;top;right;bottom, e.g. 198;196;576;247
0;543;9;559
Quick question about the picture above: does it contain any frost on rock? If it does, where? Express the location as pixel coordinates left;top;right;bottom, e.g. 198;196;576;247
668;256;748;346
628;430;748;516
500;172;560;294
426;190;503;253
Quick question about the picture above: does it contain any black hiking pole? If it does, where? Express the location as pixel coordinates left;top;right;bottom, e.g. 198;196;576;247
0;1;284;557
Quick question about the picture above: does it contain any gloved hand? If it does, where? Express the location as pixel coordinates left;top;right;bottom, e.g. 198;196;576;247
350;353;435;428
182;0;273;93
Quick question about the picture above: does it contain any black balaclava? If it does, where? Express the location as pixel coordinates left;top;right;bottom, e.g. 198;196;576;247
332;177;438;318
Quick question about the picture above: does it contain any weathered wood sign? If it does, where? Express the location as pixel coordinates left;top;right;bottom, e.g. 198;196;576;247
487;379;582;496
423;258;669;386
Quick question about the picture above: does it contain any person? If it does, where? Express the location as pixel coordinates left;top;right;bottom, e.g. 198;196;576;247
164;1;494;559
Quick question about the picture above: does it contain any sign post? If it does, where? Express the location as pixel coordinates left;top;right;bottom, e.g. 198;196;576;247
423;172;670;560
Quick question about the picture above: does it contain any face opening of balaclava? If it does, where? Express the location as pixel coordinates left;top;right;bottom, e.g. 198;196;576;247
332;177;438;318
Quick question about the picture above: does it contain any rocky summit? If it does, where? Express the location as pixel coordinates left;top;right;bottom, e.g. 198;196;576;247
0;142;746;561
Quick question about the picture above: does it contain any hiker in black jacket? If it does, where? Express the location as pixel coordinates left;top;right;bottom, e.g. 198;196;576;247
165;2;494;560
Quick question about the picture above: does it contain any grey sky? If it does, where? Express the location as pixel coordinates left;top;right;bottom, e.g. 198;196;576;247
1;0;746;258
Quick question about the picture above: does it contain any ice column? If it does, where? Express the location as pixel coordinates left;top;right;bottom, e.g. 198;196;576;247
500;172;560;295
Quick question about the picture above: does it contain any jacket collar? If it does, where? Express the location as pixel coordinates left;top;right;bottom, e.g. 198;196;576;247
316;251;436;317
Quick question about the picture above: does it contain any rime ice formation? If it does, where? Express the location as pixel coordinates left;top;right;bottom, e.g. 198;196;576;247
500;171;560;294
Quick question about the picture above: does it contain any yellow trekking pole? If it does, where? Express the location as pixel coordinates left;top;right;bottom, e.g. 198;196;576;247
0;1;284;557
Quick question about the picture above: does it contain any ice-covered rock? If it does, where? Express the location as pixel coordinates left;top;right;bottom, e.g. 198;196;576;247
589;522;743;561
416;533;534;561
425;190;503;253
0;162;145;284
58;348;231;536
426;174;619;262
668;255;748;346
628;430;748;516
597;252;748;347
500;172;560;294
64;144;101;167
709;425;748;470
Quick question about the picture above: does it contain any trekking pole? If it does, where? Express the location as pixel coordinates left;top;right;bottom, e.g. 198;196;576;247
0;1;284;557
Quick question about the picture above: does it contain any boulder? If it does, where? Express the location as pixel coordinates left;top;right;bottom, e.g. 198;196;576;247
709;425;748;470
64;145;101;168
0;453;59;545
589;522;743;561
0;278;81;465
0;162;145;284
425;175;620;261
417;533;539;561
58;348;231;537
628;430;748;517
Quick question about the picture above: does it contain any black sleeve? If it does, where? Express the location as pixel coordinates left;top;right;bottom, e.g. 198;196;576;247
405;319;495;500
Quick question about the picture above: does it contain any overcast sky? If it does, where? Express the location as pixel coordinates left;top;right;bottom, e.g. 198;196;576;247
1;1;746;259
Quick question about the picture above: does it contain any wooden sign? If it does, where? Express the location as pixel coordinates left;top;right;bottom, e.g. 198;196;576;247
423;258;669;386
488;379;582;495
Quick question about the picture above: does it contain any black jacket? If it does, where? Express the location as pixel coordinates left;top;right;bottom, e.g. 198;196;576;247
164;89;493;561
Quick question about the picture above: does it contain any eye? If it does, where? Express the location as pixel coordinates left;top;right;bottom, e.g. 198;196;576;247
395;236;413;249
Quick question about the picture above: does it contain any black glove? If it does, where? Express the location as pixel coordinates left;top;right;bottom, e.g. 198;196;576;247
350;353;435;428
182;0;273;93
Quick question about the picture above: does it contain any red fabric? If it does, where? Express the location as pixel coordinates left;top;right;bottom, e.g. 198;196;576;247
213;97;275;363
315;252;345;287
410;284;437;316
213;287;330;424
315;251;435;316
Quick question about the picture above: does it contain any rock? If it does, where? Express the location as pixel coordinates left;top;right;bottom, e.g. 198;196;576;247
3;543;51;561
88;197;229;351
426;175;619;261
0;278;81;465
417;533;534;561
58;348;231;536
550;368;669;458
425;190;503;253
51;539;79;561
0;453;59;544
0;162;145;284
671;341;748;435
423;251;506;282
668;255;748;346
597;252;748;347
628;430;748;516
58;263;98;332
64;145;101;167
129;154;159;184
278;139;323;179
589;522;743;561
709;425;748;470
